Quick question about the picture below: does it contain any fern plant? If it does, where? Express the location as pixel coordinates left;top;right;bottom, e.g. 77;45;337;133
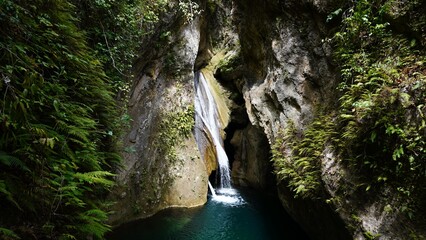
272;0;426;220
330;0;426;218
0;0;122;238
272;115;336;199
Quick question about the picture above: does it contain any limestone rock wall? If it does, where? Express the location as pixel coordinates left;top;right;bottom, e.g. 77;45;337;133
109;13;208;226
224;0;423;239
230;125;271;189
231;1;349;239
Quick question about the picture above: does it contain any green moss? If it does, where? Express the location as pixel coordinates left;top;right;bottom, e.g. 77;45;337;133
154;105;195;162
216;52;242;76
207;0;218;13
363;231;381;240
132;203;142;215
134;103;195;212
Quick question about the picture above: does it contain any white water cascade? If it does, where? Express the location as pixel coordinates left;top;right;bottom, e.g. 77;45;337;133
194;71;245;206
208;181;217;197
194;71;231;189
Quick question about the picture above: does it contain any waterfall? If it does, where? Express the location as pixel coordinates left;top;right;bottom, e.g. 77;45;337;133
208;181;217;197
194;71;232;189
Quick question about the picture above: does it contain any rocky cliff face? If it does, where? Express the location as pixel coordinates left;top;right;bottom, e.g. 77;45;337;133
108;12;208;226
214;1;350;238
220;1;424;239
111;0;425;238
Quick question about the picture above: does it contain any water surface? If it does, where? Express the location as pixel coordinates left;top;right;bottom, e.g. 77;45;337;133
107;188;310;240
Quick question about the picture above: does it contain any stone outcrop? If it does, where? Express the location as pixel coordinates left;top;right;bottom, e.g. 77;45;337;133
108;13;208;226
230;124;271;189
221;0;424;239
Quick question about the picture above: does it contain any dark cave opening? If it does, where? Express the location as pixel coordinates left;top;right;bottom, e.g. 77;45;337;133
211;71;277;192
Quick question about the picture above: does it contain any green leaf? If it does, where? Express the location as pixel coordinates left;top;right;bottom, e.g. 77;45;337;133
370;131;377;143
74;171;115;186
0;227;20;239
0;180;22;210
53;99;60;112
392;145;404;160
326;8;343;23
0;151;30;171
399;92;412;108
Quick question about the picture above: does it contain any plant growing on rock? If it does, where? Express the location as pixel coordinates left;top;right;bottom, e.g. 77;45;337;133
331;0;426;215
272;115;336;199
272;0;426;224
178;0;202;23
154;105;195;162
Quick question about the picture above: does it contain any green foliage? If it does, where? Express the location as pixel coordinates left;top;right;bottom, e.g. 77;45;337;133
363;231;381;240
272;115;336;199
0;227;19;240
0;0;177;238
155;105;195;161
331;0;426;206
72;0;146;99
272;0;426;218
0;0;122;238
72;0;172;101
326;8;342;23
217;53;242;76
178;0;202;23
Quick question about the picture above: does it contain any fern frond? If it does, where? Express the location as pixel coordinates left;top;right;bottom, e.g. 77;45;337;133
74;171;114;187
0;180;21;210
0;227;20;239
77;209;110;238
0;151;29;171
67;125;90;143
59;233;77;240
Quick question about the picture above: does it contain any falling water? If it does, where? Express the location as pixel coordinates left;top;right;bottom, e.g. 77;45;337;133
107;75;310;240
194;71;231;189
208;181;216;197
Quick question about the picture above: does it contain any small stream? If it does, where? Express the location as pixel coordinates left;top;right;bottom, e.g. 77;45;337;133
107;187;310;240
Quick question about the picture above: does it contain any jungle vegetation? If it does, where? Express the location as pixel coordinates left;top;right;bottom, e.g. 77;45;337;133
0;0;168;238
1;0;425;239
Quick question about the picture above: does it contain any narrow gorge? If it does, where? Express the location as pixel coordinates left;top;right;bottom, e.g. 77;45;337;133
108;0;426;239
1;0;424;239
